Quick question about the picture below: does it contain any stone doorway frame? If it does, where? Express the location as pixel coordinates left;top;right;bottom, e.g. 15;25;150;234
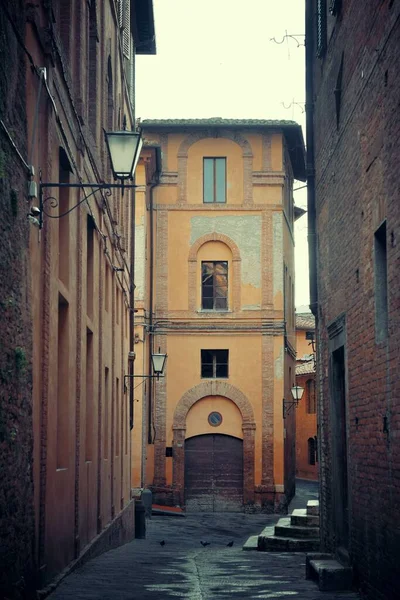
172;381;256;507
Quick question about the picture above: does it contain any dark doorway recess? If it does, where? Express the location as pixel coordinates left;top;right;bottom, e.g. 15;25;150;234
184;434;243;512
331;345;349;550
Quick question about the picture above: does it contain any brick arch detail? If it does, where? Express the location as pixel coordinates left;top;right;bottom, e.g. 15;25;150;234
173;382;255;428
177;130;253;204
188;232;241;263
188;234;241;312
172;382;256;507
177;130;253;158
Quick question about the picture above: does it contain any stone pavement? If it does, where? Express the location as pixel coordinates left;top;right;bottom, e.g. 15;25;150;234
48;481;360;600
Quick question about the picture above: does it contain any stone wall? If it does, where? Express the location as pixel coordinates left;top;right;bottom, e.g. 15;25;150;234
311;2;400;598
0;2;36;598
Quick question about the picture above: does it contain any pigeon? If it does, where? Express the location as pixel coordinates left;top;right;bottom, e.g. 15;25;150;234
226;541;234;547
200;541;211;547
159;540;166;546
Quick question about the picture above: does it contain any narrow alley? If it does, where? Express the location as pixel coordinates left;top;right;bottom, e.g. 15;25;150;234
48;482;359;600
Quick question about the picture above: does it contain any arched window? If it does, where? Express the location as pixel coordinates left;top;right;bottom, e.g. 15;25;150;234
308;437;316;465
306;378;316;414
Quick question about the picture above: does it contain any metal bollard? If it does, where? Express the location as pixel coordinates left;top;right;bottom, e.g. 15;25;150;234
135;500;146;539
141;488;153;520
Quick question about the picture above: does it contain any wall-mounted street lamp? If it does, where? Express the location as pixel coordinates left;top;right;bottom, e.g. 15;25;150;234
37;129;143;229
283;385;305;418
124;350;167;393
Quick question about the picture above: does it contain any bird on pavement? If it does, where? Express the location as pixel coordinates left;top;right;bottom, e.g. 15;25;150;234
200;541;210;547
226;541;234;547
159;540;166;546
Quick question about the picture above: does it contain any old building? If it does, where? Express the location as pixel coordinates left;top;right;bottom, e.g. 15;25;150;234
131;118;306;512
295;313;317;481
0;1;155;596
306;1;400;598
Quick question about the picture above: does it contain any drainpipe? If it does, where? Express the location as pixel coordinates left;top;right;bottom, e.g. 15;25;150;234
305;0;318;318
147;150;161;444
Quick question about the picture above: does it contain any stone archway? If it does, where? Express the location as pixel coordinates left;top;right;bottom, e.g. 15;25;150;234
172;382;256;507
188;232;242;312
176;130;254;204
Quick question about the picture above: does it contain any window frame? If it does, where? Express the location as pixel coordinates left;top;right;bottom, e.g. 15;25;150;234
201;349;229;379
201;260;228;311
203;157;227;204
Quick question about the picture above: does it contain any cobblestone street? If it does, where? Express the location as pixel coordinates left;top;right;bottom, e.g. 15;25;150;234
49;484;360;600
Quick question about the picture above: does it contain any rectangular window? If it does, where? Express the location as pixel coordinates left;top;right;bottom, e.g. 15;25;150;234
203;157;226;203
87;216;94;318
201;349;229;379
201;261;228;310
57;294;69;468
104;367;109;458
374;221;388;342
85;328;94;461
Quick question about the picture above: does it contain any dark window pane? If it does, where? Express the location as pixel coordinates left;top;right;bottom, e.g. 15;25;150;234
216;363;228;378
202;297;213;310
215;158;226;203
201;350;214;363
214;350;228;363
202;286;214;298
203;159;214;203
201;363;213;378
215;297;227;310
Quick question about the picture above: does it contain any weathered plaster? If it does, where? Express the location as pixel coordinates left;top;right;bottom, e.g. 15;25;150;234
274;345;284;380
190;215;261;288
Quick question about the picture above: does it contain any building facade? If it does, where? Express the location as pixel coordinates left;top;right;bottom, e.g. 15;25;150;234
132;119;306;512
0;1;155;596
306;1;400;598
295;313;317;481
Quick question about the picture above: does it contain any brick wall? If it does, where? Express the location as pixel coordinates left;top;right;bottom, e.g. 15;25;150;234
312;1;400;598
0;3;36;598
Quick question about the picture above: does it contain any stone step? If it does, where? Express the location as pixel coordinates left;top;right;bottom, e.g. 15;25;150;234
258;527;320;552
306;554;353;591
274;518;320;539
306;500;320;516
242;535;258;551
291;508;319;527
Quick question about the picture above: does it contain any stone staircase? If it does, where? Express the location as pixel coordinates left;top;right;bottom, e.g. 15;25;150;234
257;499;321;552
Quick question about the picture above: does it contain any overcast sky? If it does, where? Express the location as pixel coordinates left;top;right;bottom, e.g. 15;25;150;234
135;0;309;309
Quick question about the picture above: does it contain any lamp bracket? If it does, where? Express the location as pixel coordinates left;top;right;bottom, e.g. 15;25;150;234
283;398;299;419
124;373;165;393
38;182;139;229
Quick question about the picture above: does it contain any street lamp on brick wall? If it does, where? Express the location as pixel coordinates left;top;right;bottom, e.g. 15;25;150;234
38;129;143;229
283;385;305;418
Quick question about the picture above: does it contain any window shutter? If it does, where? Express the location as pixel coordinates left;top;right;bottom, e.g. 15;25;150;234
316;0;327;58
122;0;131;59
117;0;123;28
129;43;135;113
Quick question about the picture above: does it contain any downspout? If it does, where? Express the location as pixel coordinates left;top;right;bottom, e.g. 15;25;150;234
129;188;136;431
305;0;318;318
147;150;161;444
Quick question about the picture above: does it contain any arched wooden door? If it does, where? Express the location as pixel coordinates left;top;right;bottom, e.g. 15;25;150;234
184;434;243;512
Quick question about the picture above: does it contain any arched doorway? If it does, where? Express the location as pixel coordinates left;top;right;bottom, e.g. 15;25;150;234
184;434;243;512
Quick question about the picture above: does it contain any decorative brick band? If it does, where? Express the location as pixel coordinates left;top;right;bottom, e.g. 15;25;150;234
172;382;256;506
188;233;241;313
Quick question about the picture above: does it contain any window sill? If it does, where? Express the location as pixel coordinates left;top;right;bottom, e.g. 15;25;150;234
201;377;229;380
197;309;231;314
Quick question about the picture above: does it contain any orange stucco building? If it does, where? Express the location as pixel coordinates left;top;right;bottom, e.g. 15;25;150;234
295;313;317;481
131;119;306;512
